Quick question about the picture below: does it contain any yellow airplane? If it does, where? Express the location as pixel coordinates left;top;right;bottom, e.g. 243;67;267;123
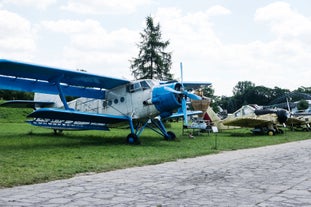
222;105;289;135
287;112;311;131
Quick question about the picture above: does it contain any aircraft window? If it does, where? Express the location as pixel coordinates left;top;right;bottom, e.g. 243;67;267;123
120;97;125;102
108;100;112;106
127;82;142;93
147;80;155;87
140;80;150;90
103;100;107;107
235;111;241;117
114;99;118;104
243;107;253;115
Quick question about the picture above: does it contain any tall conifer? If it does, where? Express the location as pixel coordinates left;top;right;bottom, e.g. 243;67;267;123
130;16;173;80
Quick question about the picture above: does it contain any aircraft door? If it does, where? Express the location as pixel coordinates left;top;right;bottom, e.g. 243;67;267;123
128;81;153;118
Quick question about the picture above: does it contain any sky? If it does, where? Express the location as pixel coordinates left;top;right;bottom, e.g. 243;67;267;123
0;0;311;96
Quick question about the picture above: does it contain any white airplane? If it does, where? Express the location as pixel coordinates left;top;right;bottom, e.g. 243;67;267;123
0;59;211;144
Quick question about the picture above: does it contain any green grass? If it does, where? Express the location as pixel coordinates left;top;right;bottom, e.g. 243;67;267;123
0;104;32;123
0;121;310;188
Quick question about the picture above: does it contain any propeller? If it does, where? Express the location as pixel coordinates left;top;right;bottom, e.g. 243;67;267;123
179;63;201;127
255;109;289;124
164;86;201;100
163;63;202;126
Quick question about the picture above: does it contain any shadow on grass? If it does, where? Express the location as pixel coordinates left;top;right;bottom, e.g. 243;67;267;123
1;129;178;151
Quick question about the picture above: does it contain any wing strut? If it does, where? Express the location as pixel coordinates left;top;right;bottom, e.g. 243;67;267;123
55;82;70;110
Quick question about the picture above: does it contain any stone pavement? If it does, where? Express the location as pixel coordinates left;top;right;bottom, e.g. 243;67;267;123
1;139;311;207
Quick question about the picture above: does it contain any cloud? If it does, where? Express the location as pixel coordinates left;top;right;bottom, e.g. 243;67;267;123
40;18;139;78
41;19;138;51
255;1;311;38
61;0;153;15
206;5;232;16
155;7;226;53
2;0;57;10
153;7;231;88
0;9;36;59
152;4;311;96
41;19;103;34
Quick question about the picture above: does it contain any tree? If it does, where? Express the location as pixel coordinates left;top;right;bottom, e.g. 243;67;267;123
297;99;309;111
0;90;33;100
130;16;173;80
232;81;255;96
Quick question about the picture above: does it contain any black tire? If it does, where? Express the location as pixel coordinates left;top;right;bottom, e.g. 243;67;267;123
165;131;176;141
126;133;140;145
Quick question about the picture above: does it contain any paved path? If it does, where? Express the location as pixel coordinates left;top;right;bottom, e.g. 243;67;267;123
1;139;311;207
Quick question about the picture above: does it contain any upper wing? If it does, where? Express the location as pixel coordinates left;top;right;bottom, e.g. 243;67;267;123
183;81;212;90
0;59;130;98
160;81;211;90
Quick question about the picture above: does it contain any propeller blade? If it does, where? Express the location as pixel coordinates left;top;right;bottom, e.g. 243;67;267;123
164;86;182;94
182;98;188;126
186;92;202;100
180;62;184;87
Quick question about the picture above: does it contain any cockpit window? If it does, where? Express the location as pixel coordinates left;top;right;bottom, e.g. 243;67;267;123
140;80;150;90
127;80;153;93
127;82;142;93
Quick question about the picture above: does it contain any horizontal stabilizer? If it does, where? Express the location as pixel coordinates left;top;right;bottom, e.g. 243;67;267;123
0;100;54;108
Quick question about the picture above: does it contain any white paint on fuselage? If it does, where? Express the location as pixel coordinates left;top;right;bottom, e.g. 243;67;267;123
67;79;159;119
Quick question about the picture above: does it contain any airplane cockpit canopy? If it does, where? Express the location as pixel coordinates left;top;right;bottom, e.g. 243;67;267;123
127;80;155;93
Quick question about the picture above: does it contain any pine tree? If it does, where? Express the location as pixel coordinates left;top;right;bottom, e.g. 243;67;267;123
130;16;173;80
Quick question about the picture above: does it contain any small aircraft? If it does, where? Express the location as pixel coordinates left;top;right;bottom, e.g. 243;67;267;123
221;104;289;135
0;59;211;144
287;112;311;131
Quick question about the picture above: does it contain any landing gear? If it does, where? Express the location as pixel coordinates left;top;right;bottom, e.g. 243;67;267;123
53;129;63;135
165;131;176;141
252;125;284;136
126;133;140;145
126;117;176;144
267;129;275;136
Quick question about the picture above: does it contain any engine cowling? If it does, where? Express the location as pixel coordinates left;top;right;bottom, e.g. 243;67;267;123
255;109;289;124
151;82;182;118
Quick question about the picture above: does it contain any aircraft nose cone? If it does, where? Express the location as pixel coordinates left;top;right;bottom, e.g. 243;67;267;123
277;109;289;124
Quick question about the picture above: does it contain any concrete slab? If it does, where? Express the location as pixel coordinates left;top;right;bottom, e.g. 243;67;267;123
1;139;310;206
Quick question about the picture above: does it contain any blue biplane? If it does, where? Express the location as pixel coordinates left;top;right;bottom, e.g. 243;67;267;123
0;59;210;144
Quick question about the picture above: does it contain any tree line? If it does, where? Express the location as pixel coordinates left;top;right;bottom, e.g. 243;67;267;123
0;90;34;101
206;81;311;113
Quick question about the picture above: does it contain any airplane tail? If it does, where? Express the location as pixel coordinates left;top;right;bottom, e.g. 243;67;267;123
204;107;231;130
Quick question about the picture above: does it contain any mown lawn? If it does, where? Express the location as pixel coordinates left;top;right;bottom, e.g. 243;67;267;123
0;121;310;188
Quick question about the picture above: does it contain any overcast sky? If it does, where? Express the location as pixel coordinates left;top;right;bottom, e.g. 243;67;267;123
0;0;310;96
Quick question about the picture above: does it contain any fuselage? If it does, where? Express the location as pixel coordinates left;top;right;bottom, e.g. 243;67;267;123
36;79;183;121
68;79;158;119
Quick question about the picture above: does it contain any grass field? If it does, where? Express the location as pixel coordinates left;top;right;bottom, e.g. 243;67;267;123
0;103;310;187
0;117;310;188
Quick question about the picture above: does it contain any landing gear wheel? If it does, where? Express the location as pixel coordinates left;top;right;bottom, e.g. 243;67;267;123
53;129;63;135
267;130;275;136
165;131;176;141
126;133;140;145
